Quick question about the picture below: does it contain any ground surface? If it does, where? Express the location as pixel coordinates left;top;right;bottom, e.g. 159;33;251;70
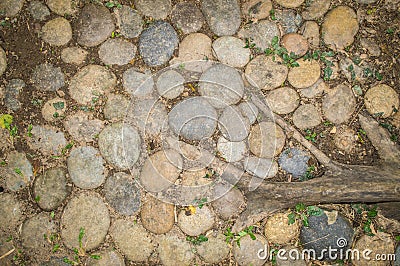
0;0;400;265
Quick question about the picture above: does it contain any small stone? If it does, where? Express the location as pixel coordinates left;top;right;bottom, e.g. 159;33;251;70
288;58;320;89
4;79;25;111
27;125;67;155
302;0;331;20
353;232;395;266
21;212;57;252
114;5;143;39
334;125;356;153
212;36;250;68
64;112;104;143
242;0;273;20
104;172;141;216
61;193;110;251
86;249;125;266
28;1;50;20
178;205;215;236
264;211;299;244
0;47;6;77
321;6;359;49
239;101;259;124
301;21;320;47
110;219;155;262
245;55;288;91
46;0;77;16
212;184;246;220
67;146;106;189
238;20;280;51
0;128;12;150
278;148;310;178
156;70;185;99
123;68;154;97
104;94;130;121
135;0;171;19
248;121;286;158
141;195;175;234
292;104;321;129
41;17;72;46
196;233;230;263
299;78;327;98
61;47;88;65
339;56;366;82
233;234;269;266
69;64;116;105
244;156;278;179
322;84;356;124
0;193;24;232
218;105;250;142
158;233;195;266
171;2;204;34
364;84;399;118
275;0;304;8
355;0;378;3
98;122;141;170
0;0;24;17
201;0;241;36
360;38;381;57
266;87;300;114
33;167;70;211
31;63;65;92
217;136;247;162
41;97;67;122
98;39;136;66
168;97;218;140
139;21;178;67
1;151;33;192
281;33;309;57
75;4;115;47
275;9;303;34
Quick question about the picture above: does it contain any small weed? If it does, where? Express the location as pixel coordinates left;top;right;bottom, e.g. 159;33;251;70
14;168;23;176
269;9;276;20
304;129;317;143
0;161;6;166
264;36;300;68
105;1;122;8
323;120;333;127
34;195;40;202
111;31;121;38
27;124;33;137
288;203;323;227
299;165;315;181
53;101;65;110
225;226;256;247
31;98;43;106
50;211;55;219
244;38;256;49
351;204;378;236
357;128;367;143
304;50;335;80
62;142;74;155
52;244;60;253
186;235;208;245
363;67;383;81
347;64;356;81
379;122;398;142
386;28;395;34
193;198;207;209
6;235;13;242
395;235;400;242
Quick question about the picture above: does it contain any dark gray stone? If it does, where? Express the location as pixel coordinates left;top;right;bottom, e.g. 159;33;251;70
28;1;50;21
21;212;57;252
115;5;143;39
395;245;400;266
275;9;302;34
171;2;204;34
278;148;310;178
31;63;65;92
201;0;241;36
4;79;25;111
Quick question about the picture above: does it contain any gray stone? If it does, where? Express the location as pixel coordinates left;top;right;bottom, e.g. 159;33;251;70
302;0;331;20
248;121;286;158
31;63;65;92
292;104;321;129
98;122;141;170
201;0;241;36
61;47;88;65
76;4;115;47
86;249;125;266
301;21;320;47
244;156;278;179
364;84;399;118
299;78;327;98
278;148;310;178
168;97;218;141
104;94;130;121
0;193;24;232
156;70;185;99
21;212;57;252
33;167;70;211
28;1;50;20
171;2;204;34
61;193;110;251
242;0;273;20
178;205;215;236
67;146;106;189
0;231;15;264
239;101;259;124
41;97;67;122
238;20;280;51
0;47;6;77
123;68;154;97
275;245;306;266
395;245;400;266
40;258;70;266
300;210;354;261
46;0;77;16
275;9;302;34
135;0;171;19
104;172;141;216
0;0;24;17
212;184;246;220
139;21;178;66
158;233;195;266
322;84;356;124
110;219;155;262
233;234;269;266
41;17;72;46
1;151;32;192
199;64;244;109
64;112;104;143
141;196;175;234
217;136;247;162
266;87;300;115
98;39;136;66
360;38;381;57
115;5;143;39
27;125;67;155
339;56;366;82
212;36;250;68
196;233;230;263
4;79;25;111
218;105;250;142
356;0;378;3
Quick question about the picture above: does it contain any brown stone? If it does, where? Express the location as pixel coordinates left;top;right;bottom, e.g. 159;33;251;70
288;58;320;89
281;33;309;57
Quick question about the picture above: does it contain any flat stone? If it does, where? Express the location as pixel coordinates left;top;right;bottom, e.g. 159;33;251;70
141;195;175;234
0;47;6;77
354;232;395;266
334;125;356;153
169;97;218;140
201;0;241;36
196;233;230;263
392;111;400;128
217;136;247;162
301;21;320;47
69;64;116;105
41;17;72;46
0;231;15;264
248;121;286;158
156;70;185;99
76;4;115;47
278;148;310;178
114;5;143;39
281;33;309;57
64;112;104;143
233;234;269;266
139;149;182;192
302;0;331;20
28;1;50;20
110;219;155;262
178;205;215;236
322;84;356;124
212;36;250;68
135;0;171;19
4;79;25;111
98;39;136;66
242;0;273;20
0;193;24;232
264;211;299;244
180;169;213;203
266;87;299;114
31;63;65;92
244;156;279;179
41;97;67;122
67;146;106;189
171;2;204;34
364;84;399;118
1;151;32;192
98;122;141;170
321;6;359;49
158;233;195;266
104;172;141;216
245;55;288;91
61;47;88;65
139;21;178;67
0;0;24;17
275;245;307;266
104;94;130;121
219;105;250;142
355;0;379;3
27;125;67;155
339;57;366;82
86;249;125;266
395;245;400;266
239;101;259;124
293;104;321;129
360;38;381;57
212;184;246;220
299;78;327;98
275;0;304;8
288;58;320;89
61;193;110;251
46;0;77;16
21;212;57;252
123;68;154;97
40;258;70;266
33;167;70;211
238;20;281;51
275;9;303;34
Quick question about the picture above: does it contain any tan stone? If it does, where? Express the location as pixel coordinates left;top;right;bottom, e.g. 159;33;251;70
275;0;305;8
302;0;331;20
364;84;399;118
266;87;300;114
248;122;286;158
293;104;321;129
41;97;67;122
264;211;299;244
141;196;175;234
288;58;320;89
41;17;72;46
334;125;356;153
322;84;356;124
353;232;395;266
301;21;320;47
242;0;273;20
281;33;309;57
